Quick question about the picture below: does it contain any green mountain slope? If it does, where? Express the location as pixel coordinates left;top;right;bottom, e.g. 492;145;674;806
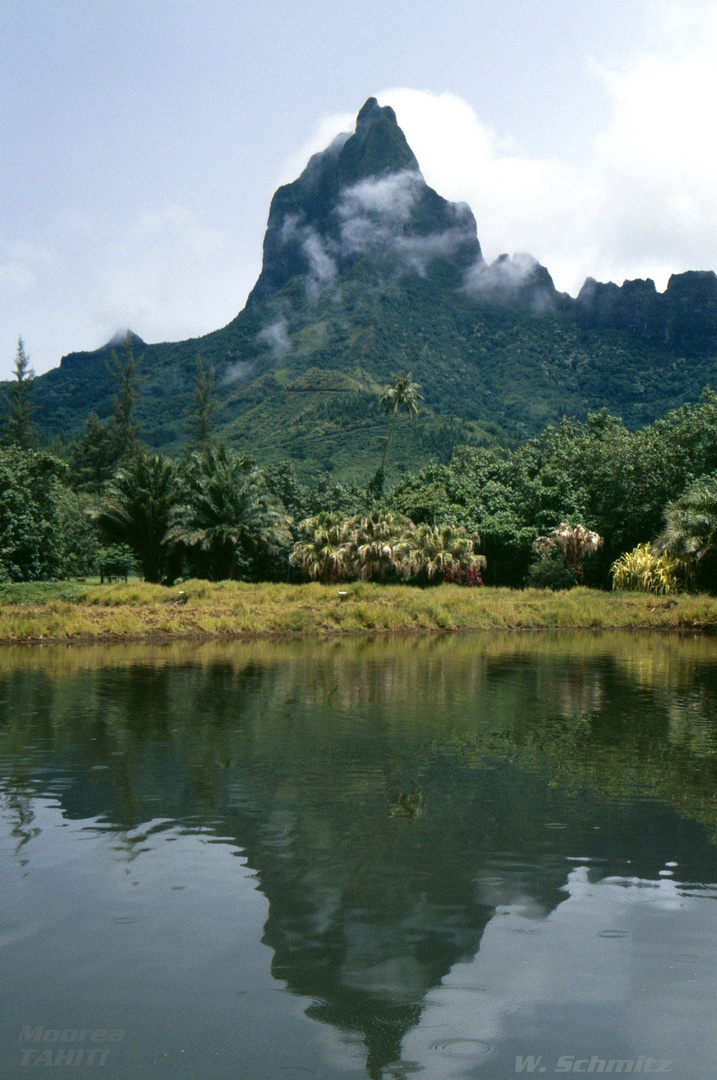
24;97;717;481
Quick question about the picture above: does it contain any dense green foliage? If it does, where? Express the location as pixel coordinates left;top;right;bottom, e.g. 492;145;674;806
0;448;97;581
657;474;717;591
91;455;178;583
2;372;717;592
387;390;717;586
166;447;290;581
70;334;147;491
186;353;217;451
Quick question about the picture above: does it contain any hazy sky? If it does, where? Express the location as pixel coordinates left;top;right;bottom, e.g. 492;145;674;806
2;0;716;379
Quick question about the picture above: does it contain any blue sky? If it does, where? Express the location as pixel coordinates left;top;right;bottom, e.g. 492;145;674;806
2;0;715;378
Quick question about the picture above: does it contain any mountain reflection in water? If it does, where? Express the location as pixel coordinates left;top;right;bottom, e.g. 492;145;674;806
2;632;717;1079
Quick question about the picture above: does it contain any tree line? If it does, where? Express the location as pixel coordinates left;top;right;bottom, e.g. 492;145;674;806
1;334;716;592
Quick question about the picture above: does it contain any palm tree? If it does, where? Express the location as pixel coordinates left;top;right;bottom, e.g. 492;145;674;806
290;513;350;581
92;455;178;582
167;447;289;580
343;512;414;581
532;523;602;581
405;523;485;581
378;373;423;473
657;476;717;588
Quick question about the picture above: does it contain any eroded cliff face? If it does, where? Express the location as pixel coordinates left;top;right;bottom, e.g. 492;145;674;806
577;270;717;358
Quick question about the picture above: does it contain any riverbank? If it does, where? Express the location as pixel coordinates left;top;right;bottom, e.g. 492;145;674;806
0;580;715;643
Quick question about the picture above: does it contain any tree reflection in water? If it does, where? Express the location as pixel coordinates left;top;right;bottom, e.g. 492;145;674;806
2;632;717;1078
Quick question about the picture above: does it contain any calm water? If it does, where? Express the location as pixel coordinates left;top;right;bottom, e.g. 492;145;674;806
2;632;717;1079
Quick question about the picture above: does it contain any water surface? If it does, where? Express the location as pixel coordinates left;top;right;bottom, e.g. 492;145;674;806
2;632;717;1078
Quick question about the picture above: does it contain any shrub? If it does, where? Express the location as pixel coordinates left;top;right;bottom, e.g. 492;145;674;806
97;545;138;583
610;542;687;594
525;548;577;590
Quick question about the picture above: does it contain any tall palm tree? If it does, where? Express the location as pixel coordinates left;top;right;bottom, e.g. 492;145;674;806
167;447;289;581
92;454;178;583
378;373;423;473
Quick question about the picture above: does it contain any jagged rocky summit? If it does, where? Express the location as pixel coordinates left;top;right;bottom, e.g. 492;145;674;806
249;97;484;303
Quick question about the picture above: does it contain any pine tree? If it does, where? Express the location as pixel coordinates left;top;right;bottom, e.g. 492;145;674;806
107;332;145;464
70;413;119;492
2;338;37;449
186;353;217;451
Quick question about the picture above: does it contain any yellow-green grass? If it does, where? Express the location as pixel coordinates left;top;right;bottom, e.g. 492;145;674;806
0;581;716;643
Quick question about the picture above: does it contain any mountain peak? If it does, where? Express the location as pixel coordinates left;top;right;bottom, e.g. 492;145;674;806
338;97;419;184
106;329;146;350
248;98;479;304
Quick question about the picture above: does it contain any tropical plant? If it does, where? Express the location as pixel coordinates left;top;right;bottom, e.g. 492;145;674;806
657;475;717;590
525;548;577;591
400;522;486;582
442;564;484;586
106;332;145;464
168;447;290;581
343;512;414;581
54;488;100;578
70;413;120;492
532;523;602;581
97;544;138;583
92;455;178;583
289;513;350;581
0;448;72;581
186;353;217;451
611;542;687;595
378;372;423;473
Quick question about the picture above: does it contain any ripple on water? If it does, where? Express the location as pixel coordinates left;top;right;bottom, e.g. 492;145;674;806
429;1039;495;1059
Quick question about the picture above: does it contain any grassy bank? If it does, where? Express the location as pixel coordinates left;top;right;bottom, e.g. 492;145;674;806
0;580;716;643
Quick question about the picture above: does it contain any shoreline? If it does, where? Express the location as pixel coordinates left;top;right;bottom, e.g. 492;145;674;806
0;581;715;645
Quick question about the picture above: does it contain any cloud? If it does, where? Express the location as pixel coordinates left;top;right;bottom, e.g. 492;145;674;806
270;167;478;307
464;252;558;312
340;171;423;227
277;215;338;302
0;239;53;295
301;228;338;297
95;203;249;342
223;359;254;384
257;316;290;358
362;7;717;295
338;170;424;258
